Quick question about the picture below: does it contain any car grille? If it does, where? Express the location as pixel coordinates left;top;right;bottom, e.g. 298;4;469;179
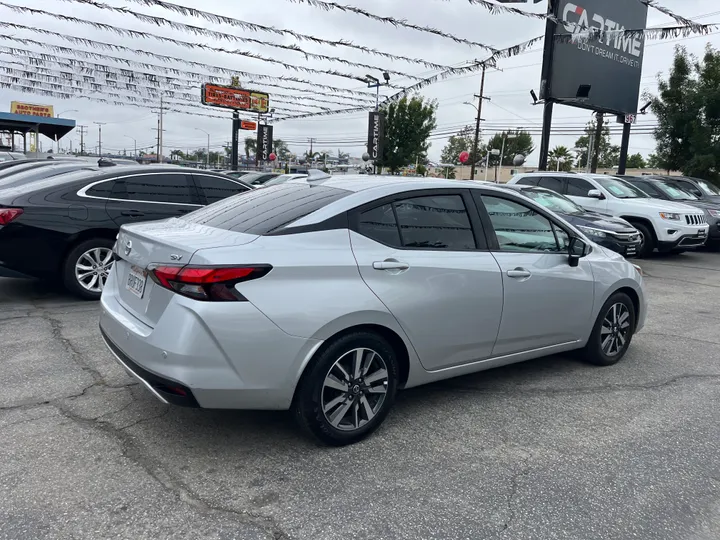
685;214;707;225
612;232;640;242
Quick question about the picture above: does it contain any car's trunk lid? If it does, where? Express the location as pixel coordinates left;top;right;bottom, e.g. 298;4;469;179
113;218;259;328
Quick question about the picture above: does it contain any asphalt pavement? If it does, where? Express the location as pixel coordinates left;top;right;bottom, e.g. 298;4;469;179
1;252;719;540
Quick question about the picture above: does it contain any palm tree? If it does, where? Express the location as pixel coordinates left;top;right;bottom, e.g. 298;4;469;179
244;137;256;159
548;145;572;172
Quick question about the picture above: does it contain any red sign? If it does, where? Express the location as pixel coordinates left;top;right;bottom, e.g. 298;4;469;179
240;120;257;130
201;84;269;113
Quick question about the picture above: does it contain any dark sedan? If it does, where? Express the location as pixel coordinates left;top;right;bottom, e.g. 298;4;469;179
619;175;720;250
502;184;642;257
0;165;252;299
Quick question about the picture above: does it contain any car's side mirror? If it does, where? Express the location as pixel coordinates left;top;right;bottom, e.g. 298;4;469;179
587;189;605;200
568;237;588;267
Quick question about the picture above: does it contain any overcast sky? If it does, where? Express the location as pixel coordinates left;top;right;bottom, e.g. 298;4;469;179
1;0;718;165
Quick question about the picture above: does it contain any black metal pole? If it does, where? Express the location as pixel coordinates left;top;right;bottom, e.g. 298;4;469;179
231;110;239;171
538;102;553;171
617;122;632;174
538;0;558;171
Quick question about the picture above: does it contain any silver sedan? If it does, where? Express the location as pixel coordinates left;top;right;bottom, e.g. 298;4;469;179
100;173;647;446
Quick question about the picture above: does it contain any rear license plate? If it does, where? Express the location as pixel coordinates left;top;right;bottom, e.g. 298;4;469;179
126;265;147;298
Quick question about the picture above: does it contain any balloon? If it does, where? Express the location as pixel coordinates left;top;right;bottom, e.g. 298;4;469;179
269;153;277;161
362;152;370;162
459;151;469;164
513;154;526;166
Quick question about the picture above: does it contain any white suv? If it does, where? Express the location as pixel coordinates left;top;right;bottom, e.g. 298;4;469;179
509;173;709;257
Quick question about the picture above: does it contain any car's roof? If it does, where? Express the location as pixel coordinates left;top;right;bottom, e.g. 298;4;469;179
305;175;510;193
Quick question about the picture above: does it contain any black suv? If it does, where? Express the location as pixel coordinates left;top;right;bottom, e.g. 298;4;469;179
619;175;720;250
501;184;642;257
0;165;252;298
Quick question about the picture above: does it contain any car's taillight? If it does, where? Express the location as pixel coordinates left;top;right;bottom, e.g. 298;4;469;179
147;264;272;301
0;208;23;226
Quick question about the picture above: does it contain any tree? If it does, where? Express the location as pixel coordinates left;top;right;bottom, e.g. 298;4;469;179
548;145;573;172
244;137;256;159
337;150;350;164
274;139;291;161
376;95;437;174
486;130;535;166
626;153;647;169
574;121;620;169
440;126;479;165
647;153;661;168
649;45;720;180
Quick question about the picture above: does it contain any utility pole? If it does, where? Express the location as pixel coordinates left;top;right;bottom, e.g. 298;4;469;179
93;122;106;157
590;111;603;173
470;63;488;181
78;125;87;155
308;137;317;159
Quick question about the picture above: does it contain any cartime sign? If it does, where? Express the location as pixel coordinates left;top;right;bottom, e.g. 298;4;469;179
367;112;384;162
542;0;648;115
257;124;273;162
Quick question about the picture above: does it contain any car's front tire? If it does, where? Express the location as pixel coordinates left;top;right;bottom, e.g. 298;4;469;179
631;222;656;258
63;238;115;300
293;331;399;446
580;292;636;366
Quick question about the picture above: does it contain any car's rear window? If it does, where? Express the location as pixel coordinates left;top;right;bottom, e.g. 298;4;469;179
181;183;351;235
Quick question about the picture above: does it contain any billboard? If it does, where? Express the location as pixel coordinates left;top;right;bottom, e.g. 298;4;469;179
257;124;273;162
201;84;269;113
11;101;54;118
367;111;384;162
541;0;649;115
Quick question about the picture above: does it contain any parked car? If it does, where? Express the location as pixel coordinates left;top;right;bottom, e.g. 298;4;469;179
648;175;720;204
500;184;641;257
0;162;99;188
0;166;252;298
239;171;281;186
0;151;27;162
222;170;252;179
509;172;709;257
261;173;308;187
619;175;720;250
100;174;646;446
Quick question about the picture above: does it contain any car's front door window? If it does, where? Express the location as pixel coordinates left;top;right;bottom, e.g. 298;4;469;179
481;196;566;253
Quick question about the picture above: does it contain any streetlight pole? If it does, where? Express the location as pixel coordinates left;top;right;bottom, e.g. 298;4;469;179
124;135;137;158
195;128;210;169
94;122;106;157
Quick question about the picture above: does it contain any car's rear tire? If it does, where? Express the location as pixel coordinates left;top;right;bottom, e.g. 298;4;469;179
292;331;399;446
62;238;115;300
580;292;636;366
631;222;656;258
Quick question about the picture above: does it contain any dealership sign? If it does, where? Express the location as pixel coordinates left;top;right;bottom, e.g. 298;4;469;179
257;124;274;162
367;111;384;162
240;120;257;130
201;83;269;113
11;101;54;118
542;0;649;115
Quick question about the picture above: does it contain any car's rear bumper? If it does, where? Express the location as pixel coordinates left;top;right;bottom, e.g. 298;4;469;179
99;270;322;410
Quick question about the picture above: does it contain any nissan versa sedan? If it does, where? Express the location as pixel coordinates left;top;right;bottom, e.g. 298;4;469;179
100;173;647;446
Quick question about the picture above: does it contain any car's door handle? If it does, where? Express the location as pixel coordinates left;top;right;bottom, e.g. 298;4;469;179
507;268;532;279
121;210;145;217
373;260;410;271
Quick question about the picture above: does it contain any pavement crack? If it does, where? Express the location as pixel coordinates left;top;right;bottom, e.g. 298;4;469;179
53;402;292;540
43;311;105;384
500;453;532;534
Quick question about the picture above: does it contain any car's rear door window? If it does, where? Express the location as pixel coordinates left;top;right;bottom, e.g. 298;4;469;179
515;177;539;186
193;174;250;204
537;176;565;193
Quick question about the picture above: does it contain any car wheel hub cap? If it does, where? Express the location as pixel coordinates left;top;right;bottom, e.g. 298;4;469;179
75;247;113;293
321;347;389;432
600;303;631;357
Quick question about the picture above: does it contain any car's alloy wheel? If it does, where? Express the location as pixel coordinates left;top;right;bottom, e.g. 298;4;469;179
580;292;636;366
293;331;398;446
600;303;631;357
320;348;389;431
75;247;114;293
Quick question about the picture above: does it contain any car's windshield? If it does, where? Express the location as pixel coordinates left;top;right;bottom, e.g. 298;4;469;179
695;179;720;196
595;177;648;199
523;189;585;214
655;181;698;200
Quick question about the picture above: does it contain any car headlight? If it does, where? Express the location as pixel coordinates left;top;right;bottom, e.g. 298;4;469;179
708;209;720;218
577;225;607;238
659;212;681;221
